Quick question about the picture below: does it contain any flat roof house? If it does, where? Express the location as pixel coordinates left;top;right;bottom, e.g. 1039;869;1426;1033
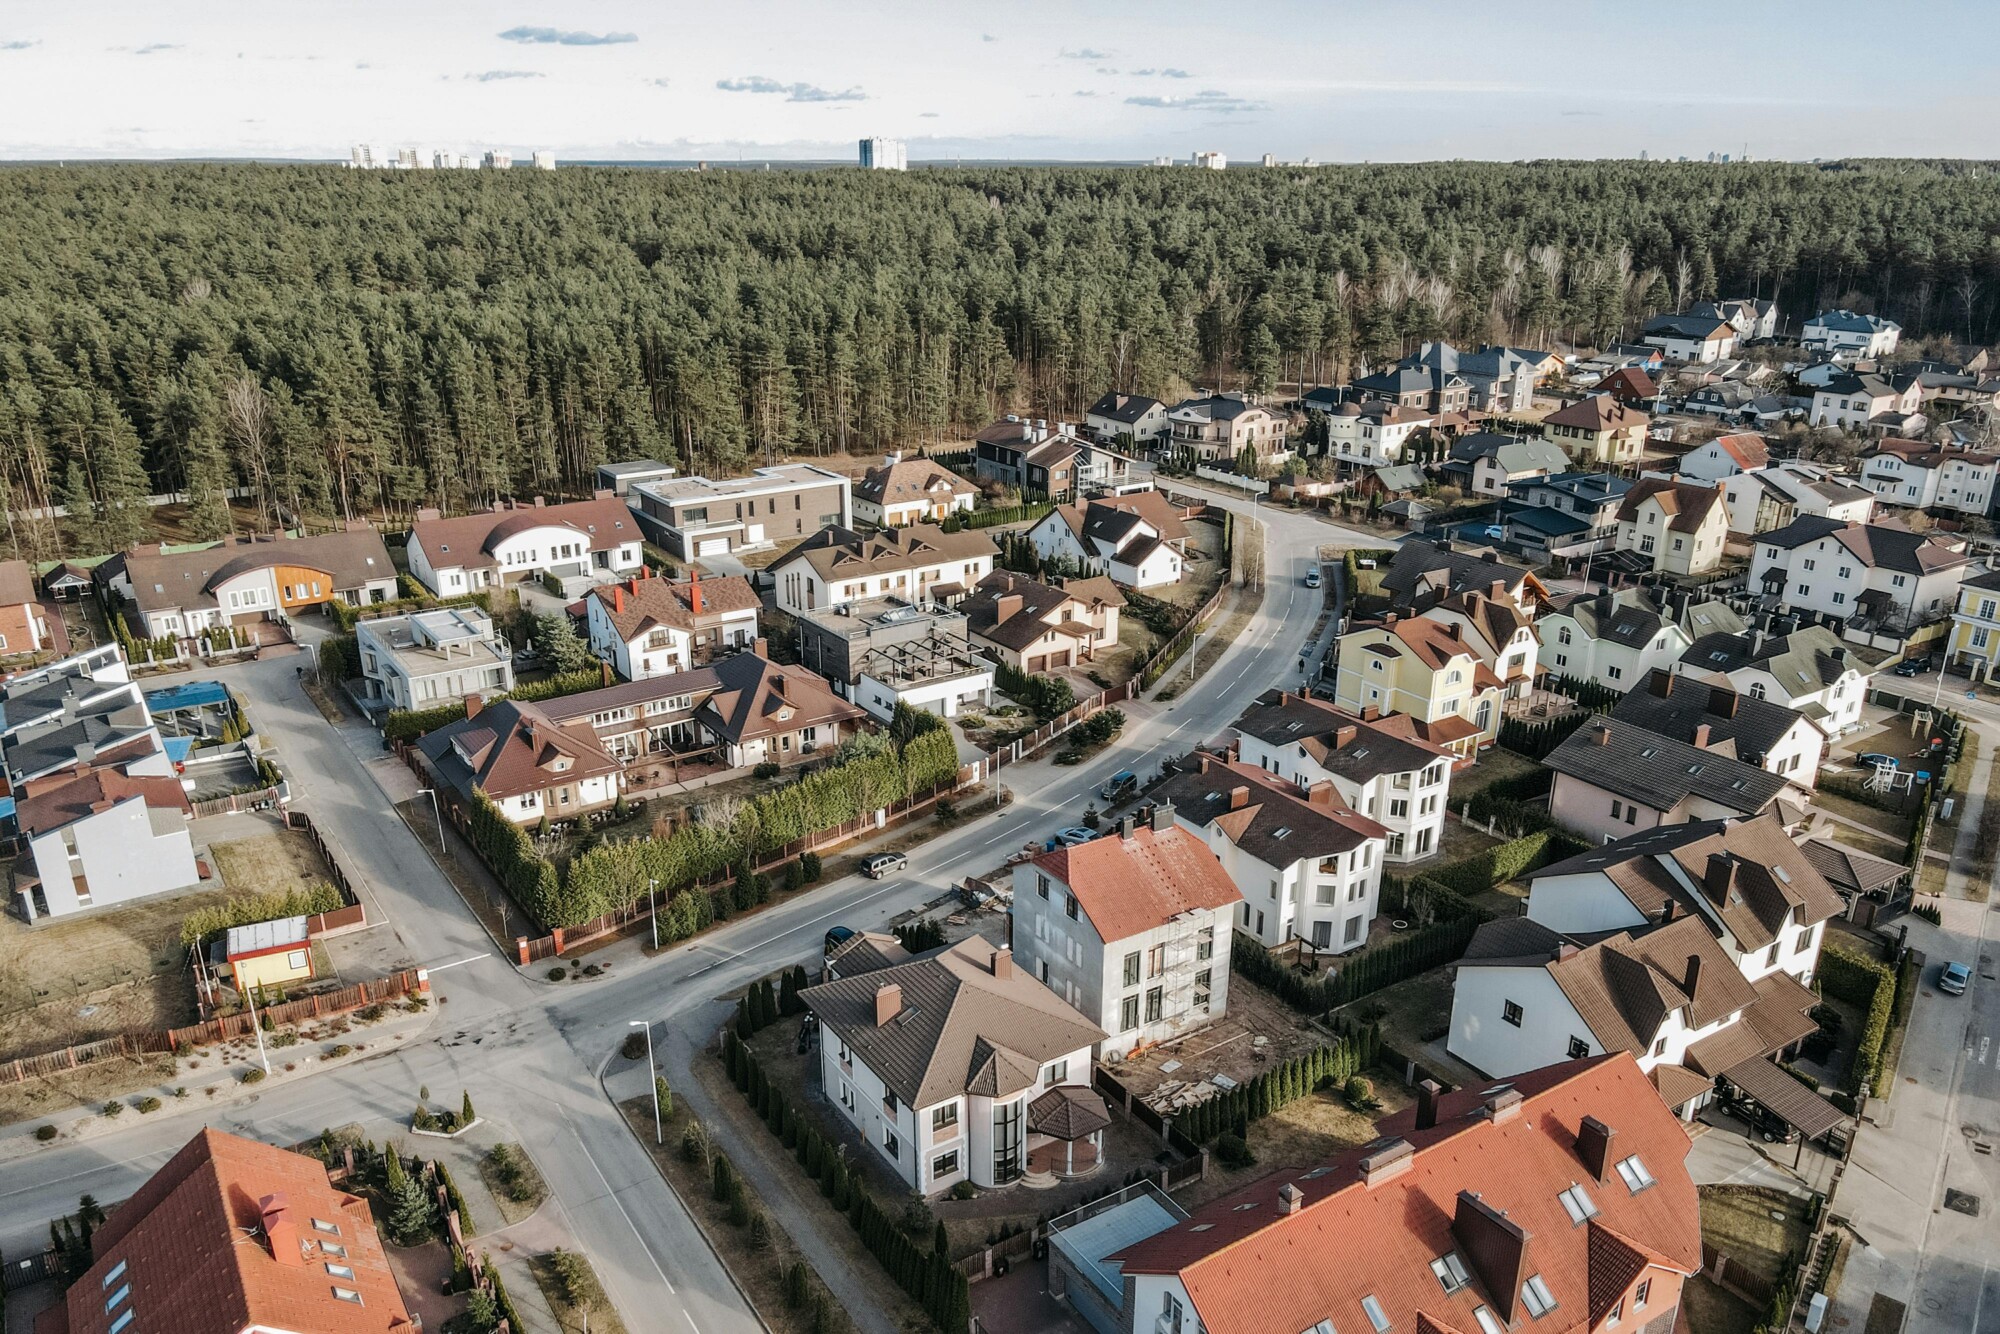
626;464;853;561
792;596;993;721
13;763;197;921
353;605;514;714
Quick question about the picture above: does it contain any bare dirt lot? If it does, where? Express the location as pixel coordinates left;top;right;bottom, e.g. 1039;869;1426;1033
207;829;337;895
1110;979;1330;1115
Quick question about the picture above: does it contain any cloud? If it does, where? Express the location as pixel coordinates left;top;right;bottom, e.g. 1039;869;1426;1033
1096;67;1119;75
1074;90;1098;98
1133;68;1194;78
354;61;371;69
920;111;940;118
647;77;671;88
1125;88;1263;113
1;39;39;51
1059;48;1110;60
470;69;544;82
498;25;636;46
716;75;864;103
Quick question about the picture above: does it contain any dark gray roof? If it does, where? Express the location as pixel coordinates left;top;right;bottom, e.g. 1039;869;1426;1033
1546;715;1792;816
1644;313;1733;340
1809;309;1897;334
1756;516;1969;575
1153;757;1387;869
1379;541;1529;612
1229;689;1446;783
1680;625;1856;692
1507;506;1591;538
1610;672;1808;768
1086;392;1164;424
1548;589;1669;645
1458;917;1565;965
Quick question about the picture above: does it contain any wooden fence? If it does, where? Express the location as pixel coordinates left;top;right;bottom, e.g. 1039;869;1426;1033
189;784;283;818
163;969;429;1050
286;807;362;904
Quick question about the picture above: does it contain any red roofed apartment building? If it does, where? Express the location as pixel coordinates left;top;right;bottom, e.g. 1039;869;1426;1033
1011;804;1243;1058
1096;1055;1699;1334
38;1126;416;1334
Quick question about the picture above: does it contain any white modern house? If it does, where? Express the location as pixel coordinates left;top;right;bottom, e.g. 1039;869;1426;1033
582;572;761;679
769;524;997;616
1858;440;2000;515
1809;373;1922;433
14;765;197;920
1229;689;1453;863
1641;312;1737;364
1010;806;1240;1058
1156;755;1389;953
1678;624;1869;736
1748;516;1970;632
1027;493;1189;589
1322;401;1434;468
1802;310;1902;360
354;606;514;712
407;497;642;596
803;936;1109;1193
1538;589;1691;692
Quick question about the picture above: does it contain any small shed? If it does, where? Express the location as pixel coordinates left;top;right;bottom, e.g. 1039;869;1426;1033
225;916;315;993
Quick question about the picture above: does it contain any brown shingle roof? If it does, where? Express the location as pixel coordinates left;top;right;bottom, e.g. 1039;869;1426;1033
1030;818;1242;942
770;524;997;583
410;497;636;567
0;558;35;607
1152;755;1387;873
14;765;191;835
587;572;760;641
693;652;867;744
123;529;394;614
856;458;976;507
418;697;622;802
1615;477;1726;533
1543;917;1759;1057
1545;394;1649;432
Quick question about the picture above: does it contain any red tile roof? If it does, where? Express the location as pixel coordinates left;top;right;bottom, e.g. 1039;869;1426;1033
1615;478;1726;533
38;1128;414;1334
1711;433;1771;470
14;765;190;836
1112;1055;1700;1334
1031;821;1242;942
587;570;760;640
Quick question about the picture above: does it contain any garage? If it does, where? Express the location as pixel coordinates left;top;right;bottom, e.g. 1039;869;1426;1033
696;538;731;558
1049;650;1072;668
1027;654;1047;673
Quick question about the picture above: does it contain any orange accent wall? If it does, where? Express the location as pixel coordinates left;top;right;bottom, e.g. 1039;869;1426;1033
272;564;336;610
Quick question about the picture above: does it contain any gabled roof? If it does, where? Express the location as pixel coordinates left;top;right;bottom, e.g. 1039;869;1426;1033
691;651;868;745
122;529;394;614
769;523;997;583
1085;392;1164;424
1545;715;1792;817
1353;614;1500;683
1807;309;1899;335
1079;491;1189;545
1544;394;1648;433
0;558;35;607
1799;836;1907;896
960;572;1085;651
1643;312;1734;341
1708;433;1771;469
1544;589;1673;648
856;458;976;508
588;572;760;640
801;936;1106;1107
1680;624;1860;693
1610;670;1809;768
1230;688;1449;782
1169;394;1267;423
1595;367;1658;401
417;697;621;802
1379;540;1543;612
1507;470;1634;509
1030;816;1241;941
1111;1055;1700;1334
1757;514;1968;575
1615;478;1726;533
39;1127;415;1334
15;764;190;835
410;498;634;566
1152;754;1387;872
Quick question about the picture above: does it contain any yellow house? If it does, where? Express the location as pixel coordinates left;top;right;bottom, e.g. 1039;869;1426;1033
1946;568;2000;681
225;916;317;994
1614;478;1731;576
1331;613;1506;759
1542;393;1649;468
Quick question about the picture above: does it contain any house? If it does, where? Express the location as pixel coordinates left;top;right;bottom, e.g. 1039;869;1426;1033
1356;361;1469;415
1229;688;1453;862
1810;372;1922;433
1803;309;1901;359
975;417;1081;496
770;524;997;615
1012;804;1240;1052
802;935;1109;1193
1358;464;1428;501
0;646;173;789
793;596;993;720
1106;1055;1702;1334
1611;669;1825;788
625;464;852;561
224;915;318;993
1155;755;1389;952
1756;463;1876;523
853;454;978;528
1858;439;2000;514
594;458;677;496
1449;913;1760;1102
1165;394;1290;463
1323;401;1434;468
1442;433;1569;498
1676;433;1770;482
1678;623;1869;735
34;1127;415;1334
1574;345;1664;385
1333;614;1507;759
1642;312;1737;364
958;571;1122;672
1542;394;1650;468
40;562;94;604
1748;515;1969;631
417;696;623;825
12;763;197;921
1538;589;1691;692
582;571;761;679
1085;392;1169;446
1504;471;1632;558
1546;716;1804;845
353;606;514;713
1028;492;1189;589
1425;586;1542;702
113;529;399;638
407;496;641;596
1613;478;1730;577
1398;342;1541;414
1945;568;2000;681
0;559;54;656
1595;366;1658;411
1378;540;1548;615
1691;297;1779;341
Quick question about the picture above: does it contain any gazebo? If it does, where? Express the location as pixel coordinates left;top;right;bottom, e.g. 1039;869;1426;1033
1024;1085;1111;1184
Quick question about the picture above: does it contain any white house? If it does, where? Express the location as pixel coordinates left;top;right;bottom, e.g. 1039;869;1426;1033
1810;372;1921;433
1748;515;1970;631
1545;716;1806;846
354;606;514;712
803;936;1108;1193
1085;392;1169;446
1538;589;1691;693
582;572;761;679
852;455;978;528
1858;440;2000;515
407;497;642;596
1676;433;1770;483
1322;401;1434;469
13;765;197;921
1424;587;1542;702
1229;688;1454;863
1614;478;1731;577
1642;312;1737;364
1690;297;1779;341
113;529;399;638
416;697;623;825
1156;755;1389;953
1678;623;1870;736
1028;492;1189;589
1011;807;1240;1057
1611;669;1825;789
1803;310;1902;360
769;524;997;616
1722;463;1876;536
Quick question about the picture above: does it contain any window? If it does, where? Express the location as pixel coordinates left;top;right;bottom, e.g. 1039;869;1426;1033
1361;1295;1391;1332
312;1218;341;1235
1195;969;1212;1010
1610;799;1623;820
1196;928;1214;961
326;1263;356;1279
1473;1309;1505;1334
1634;1279;1651;1310
1036;874;1049;899
1502;1000;1523;1027
1041;1059;1069;1087
1557;625;1572;645
933;1103;960;1132
1065;894;1079;921
1521;1274;1557;1318
333;1287;364;1305
101;1262;127;1289
884;1128;901;1157
1120;995;1140;1031
1615;1155;1656;1192
1145;987;1164;1023
840;1081;855;1111
1765;941;1781;967
1558;1183;1598;1223
104;1285;130;1313
1123;952;1140;986
932;1150;960;1178
1607;1298;1623;1325
1568;1036;1590;1060
1147;944;1167;978
1795;927;1814;954
1431;1252;1471;1294
320;1242;348;1258
109;1315;134;1334
1652;1037;1667;1057
883;1089;898;1114
1162;1293;1185;1334
1344;916;1363;944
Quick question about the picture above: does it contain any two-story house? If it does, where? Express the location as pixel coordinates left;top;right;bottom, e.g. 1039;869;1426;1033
1546;716;1805;845
972;417;1132;500
1945;568;2000;681
1084;392;1169;447
1802;309;1901;360
1612;478;1730;577
1165;394;1290;464
1441;433;1570;498
407;497;642;595
1333;614;1506;759
1611;670;1825;789
1542;394;1649;469
1156;756;1389;952
958;571;1122;671
417;695;624;825
1676;434;1769;483
1810;372;1923;433
1378;540;1548;616
13;764;198;921
1322;401;1434;469
114;528;399;636
1858;439;2000;515
354;605;514;713
1537;589;1691;692
583;571;761;680
1425;586;1542;702
804;936;1108;1194
1678;623;1868;735
626;464;853;561
1011;804;1240;1056
1642;312;1737;364
770;524;997;615
1691;297;1779;341
1748;516;1969;631
1027;492;1189;589
0;559;54;656
1229;688;1453;862
853;455;977;528
1354;362;1469;415
1399;342;1541;413
1751;463;1876;525
1501;470;1633;558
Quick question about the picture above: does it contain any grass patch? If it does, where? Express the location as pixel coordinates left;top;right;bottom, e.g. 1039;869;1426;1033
1448;749;1541;801
1812;788;1916;844
1699;1184;1809;1288
208;831;337;896
529;1250;629;1334
477;1142;548;1227
0;1053;178;1128
1178;586;1260;687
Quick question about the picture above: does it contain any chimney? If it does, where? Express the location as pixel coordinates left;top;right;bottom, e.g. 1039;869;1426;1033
1703;853;1737;905
991;946;1013;980
1149;800;1176;833
1576;1116;1617;1184
689;571;706;615
1648;667;1674;699
1831;646;1847;664
994;593;1024;624
260;1193;302;1266
1229;786;1250;811
1708;683;1739;719
1383;612;1398;626
1444;621;1462;639
1451;1191;1530;1324
1490;579;1506;601
752;636;768;660
1334;723;1359;748
1358;1137;1415;1187
1361;705;1381;722
464;694;483;721
1415;1079;1442;1132
1593;723;1612;746
1118;814;1137;839
1277;690;1291;707
1556;942;1579;961
74;741;96;765
1483;1087;1524;1123
1692;722;1712;749
1661;898;1678;925
1751;625;1766;655
1277;1182;1304;1216
612;585;624;614
1305;781;1337;810
874;983;903;1026
885;450;902;467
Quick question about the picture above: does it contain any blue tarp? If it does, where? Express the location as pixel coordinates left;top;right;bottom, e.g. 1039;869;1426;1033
163;736;195;764
144;680;230;713
0;795;14;820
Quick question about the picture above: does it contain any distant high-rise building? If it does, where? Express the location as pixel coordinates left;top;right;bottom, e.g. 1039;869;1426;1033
532;150;556;171
1151;155;1174;167
1639;149;1649;162
395;148;421;170
1260;153;1276;168
859;137;908;171
1191;150;1226;170
434;150;475;169
482;151;513;170
349;144;380;169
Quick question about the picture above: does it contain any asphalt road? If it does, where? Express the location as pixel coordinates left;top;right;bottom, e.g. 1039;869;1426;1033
0;488;1383;1333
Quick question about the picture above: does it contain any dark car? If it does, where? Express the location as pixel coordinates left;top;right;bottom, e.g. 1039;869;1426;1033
1855;752;1899;771
1723;1097;1799;1145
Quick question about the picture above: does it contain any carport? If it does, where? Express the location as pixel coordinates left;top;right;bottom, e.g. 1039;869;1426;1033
1720;1057;1851;1168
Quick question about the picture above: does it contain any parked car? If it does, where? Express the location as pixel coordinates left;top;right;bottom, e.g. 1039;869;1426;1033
1722;1097;1800;1145
1940;961;1972;995
1855;752;1899;771
823;925;855;954
1100;769;1138;802
1482;524;1506;541
1892;657;1933;677
1055;826;1098;847
859;852;907;879
1304;565;1321;589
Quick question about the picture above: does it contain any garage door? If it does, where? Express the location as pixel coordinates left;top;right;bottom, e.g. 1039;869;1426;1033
696;538;730;557
1027;655;1047;673
1050;650;1071;668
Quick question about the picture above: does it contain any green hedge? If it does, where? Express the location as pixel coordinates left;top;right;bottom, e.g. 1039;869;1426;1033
180;884;345;947
382;667;608;743
1818;943;1896;1091
1233;914;1485;1016
956;500;1053;530
1405;829;1589;901
1173;1032;1371;1144
326;588;491;633
994;660;1077;715
1497;712;1591;761
467;792;565;927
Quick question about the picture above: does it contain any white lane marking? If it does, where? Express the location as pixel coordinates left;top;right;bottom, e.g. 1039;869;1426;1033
425;954;492;973
685;1312;702;1333
688;876;914;976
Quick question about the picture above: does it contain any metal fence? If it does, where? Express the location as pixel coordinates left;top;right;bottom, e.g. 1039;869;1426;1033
189;785;283;818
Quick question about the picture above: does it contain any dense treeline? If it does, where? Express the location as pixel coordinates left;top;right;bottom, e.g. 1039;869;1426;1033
6;159;2000;559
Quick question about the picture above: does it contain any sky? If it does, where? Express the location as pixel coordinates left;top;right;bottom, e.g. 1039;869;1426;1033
2;1;1998;164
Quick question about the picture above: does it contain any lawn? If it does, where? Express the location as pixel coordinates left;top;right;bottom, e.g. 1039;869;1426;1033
208;830;337;896
1336;967;1458;1062
1448;748;1541;801
1680;1275;1760;1334
1175;1078;1413;1212
1699;1183;1810;1290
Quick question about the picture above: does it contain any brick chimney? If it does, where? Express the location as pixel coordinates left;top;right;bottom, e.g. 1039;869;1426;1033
612;585;625;614
1228;785;1250;811
1708;683;1739;719
1576;1115;1617;1183
1692;722;1712;749
689;568;705;615
1703;853;1737;906
1358;1137;1415;1187
1483;1087;1524;1124
1649;668;1674;699
1277;1182;1304;1216
1334;723;1359;748
464;694;484;720
1593;723;1612;746
874;983;903;1026
1682;952;1703;1000
260;1192;302;1266
1414;1079;1442;1132
991;947;1012;980
994;593;1024;624
1490;579;1507;601
752;637;768;660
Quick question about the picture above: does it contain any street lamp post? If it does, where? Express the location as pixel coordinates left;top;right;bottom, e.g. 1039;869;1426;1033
647;878;661;950
630;1020;660;1144
244;984;273;1075
417;787;445;848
